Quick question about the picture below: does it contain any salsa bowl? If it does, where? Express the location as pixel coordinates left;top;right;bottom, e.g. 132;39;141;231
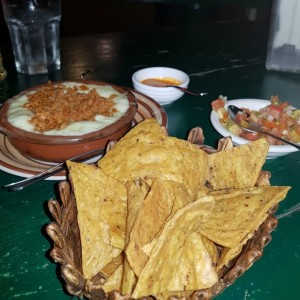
0;80;137;162
132;67;190;105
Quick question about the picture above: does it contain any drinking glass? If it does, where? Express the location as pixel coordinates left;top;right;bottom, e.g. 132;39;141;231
0;49;7;81
2;0;61;75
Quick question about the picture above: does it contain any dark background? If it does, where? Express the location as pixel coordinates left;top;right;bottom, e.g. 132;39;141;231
0;0;273;43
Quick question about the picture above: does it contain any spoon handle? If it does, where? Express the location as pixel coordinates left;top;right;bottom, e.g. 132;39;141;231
261;131;300;150
3;163;66;191
167;86;207;96
2;148;105;192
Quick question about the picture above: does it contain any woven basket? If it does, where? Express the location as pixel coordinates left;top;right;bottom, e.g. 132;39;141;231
46;127;278;300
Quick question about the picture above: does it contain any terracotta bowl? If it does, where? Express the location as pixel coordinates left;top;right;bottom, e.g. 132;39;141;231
0;80;137;162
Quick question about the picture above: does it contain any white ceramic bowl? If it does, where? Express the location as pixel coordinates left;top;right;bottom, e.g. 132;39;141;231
210;98;299;159
132;67;190;105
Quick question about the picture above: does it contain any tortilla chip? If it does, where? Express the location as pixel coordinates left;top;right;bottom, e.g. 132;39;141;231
202;234;219;267
98;119;209;197
102;264;124;292
199;186;290;248
206;138;269;190
126;180;194;277
121;258;137;295
125;179;152;244
121;179;151;294
132;196;218;299
156;290;195;300
101;253;124;278
67;161;127;279
216;245;244;273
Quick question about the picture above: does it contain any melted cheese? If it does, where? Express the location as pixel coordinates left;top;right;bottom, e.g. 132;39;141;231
7;82;130;136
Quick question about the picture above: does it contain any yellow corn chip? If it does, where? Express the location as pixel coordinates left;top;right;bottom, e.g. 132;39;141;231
67;161;127;279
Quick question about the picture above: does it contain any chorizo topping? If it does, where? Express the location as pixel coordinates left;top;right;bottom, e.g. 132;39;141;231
23;83;118;132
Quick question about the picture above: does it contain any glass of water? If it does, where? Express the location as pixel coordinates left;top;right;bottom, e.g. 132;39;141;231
2;0;61;75
0;49;7;81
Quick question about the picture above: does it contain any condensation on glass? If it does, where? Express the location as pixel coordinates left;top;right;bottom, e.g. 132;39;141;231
0;49;7;81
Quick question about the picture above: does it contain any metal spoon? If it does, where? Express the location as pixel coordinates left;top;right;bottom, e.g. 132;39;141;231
168;86;208;96
141;78;207;96
2;147;105;192
227;105;300;150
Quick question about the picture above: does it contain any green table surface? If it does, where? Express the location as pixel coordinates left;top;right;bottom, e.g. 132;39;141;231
1;19;300;300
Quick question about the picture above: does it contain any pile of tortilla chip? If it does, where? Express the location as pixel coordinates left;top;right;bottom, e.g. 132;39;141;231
66;118;290;300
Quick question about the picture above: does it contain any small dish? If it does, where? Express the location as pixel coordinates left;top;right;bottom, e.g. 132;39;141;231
210;98;299;159
132;67;189;105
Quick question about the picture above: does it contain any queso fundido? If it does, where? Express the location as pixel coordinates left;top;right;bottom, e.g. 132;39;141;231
6;81;130;136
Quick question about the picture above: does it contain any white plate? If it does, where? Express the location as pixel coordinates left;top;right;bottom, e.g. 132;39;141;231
210;98;299;159
0;90;168;179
